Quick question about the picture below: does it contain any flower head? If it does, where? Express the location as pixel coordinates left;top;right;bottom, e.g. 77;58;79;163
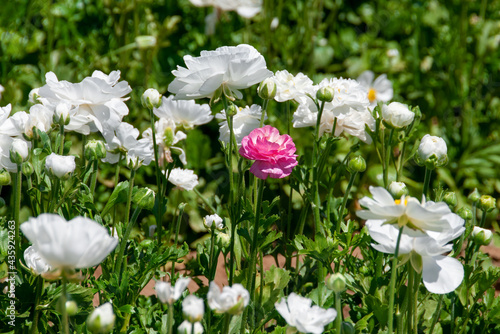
178;320;204;334
20;213;118;269
203;214;224;230
270;70;314;102
155;277;191;304
87;303;116;333
45;153;76;180
239;125;298;179
168;44;272;100
416;134;448;169
216;104;265;145
154;95;213;130
24;246;51;275
357;70;393;108
167;168;199;190
182;295;205;323
142;88;162;109
381;102;414;129
207;281;250;315
275;293;337;334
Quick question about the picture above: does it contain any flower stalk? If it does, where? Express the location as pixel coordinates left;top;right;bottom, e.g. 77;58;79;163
387;226;404;334
14;165;22;261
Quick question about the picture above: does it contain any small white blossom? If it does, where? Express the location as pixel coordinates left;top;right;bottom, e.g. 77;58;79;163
24;246;51;275
207;282;249;315
270;70;314;102
87;303;115;333
142;88;162;109
203;214;224;230
154;96;213;129
45;153;76;180
381;102;414;128
182;295;205;323
178;320;204;334
155;278;191;304
167;168;199;191
417;134;448;168
357;70;393;108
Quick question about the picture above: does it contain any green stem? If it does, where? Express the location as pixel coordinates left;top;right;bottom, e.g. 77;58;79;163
413;272;420;334
148;106;164;245
422;167;432;200
14;166;22;262
222;313;231;334
81;134;87;168
335;291;342;334
208;227;217;282
387;226;404;334
171;203;186;279
384;129;394;188
167;303;174;334
260;99;269;127
58;124;65;155
407;265;414;334
479;209;487;228
228;217;237;286
90;159;98;196
31;276;44;334
337;171;357;234
114;169;136;275
193;188;216;213
311;101;326;236
396;140;407;182
61;274;69;334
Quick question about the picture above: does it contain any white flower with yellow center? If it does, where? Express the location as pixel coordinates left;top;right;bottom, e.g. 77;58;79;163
357;70;393;108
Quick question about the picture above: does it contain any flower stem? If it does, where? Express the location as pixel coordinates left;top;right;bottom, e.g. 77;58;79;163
260;99;269;127
388;226;404;333
208;227;217;282
61;273;69;334
335;291;342;334
407;265;414;334
30;276;44;334
312;101;326;236
193;187;216;213
337;171;357;234
422;167;432;199
384;129;394;189
171;203;186;279
413;272;421;334
396;140;407;182
167;303;174;334
114;168;136;275
58;124;65;155
14;165;22;262
90;159;98;196
148;106;164;245
222;313;231;334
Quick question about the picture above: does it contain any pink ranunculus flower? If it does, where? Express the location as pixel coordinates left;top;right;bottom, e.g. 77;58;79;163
239;125;298;179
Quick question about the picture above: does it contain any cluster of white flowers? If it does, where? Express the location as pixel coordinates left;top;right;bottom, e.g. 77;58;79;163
357;186;465;294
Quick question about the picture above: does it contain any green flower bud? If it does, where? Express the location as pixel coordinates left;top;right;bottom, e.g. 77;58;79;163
348;156;366;173
457;207;473;221
0;197;5;209
258;78;277;100
410;251;423;274
479;195;496;212
471;226;493;246
0;169;11;185
443;191;458;208
326;273;346;293
226;104;238;117
87;303;115;334
163;127;175;147
217;232;231;248
132;187;156;211
22;162;34;176
316;86;335;102
54;103;71;126
141;88;162;109
66;300;78;316
468;188;481;204
85;140;107;161
388;181;408;199
10;139;29;165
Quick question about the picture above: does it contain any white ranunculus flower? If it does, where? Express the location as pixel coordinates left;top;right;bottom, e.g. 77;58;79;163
143;118;187;165
20;214;118;269
271;70;314;102
168;44;272;100
203;214;224;230
167;168;199;191
366;213;465;294
207;281;249;315
154;96;213;129
275;293;337;334
417;134;448;168
357;70;393;108
471;226;493;246
178;320;204;334
0;110;30;137
216;104;265;145
142;88;162;109
182;295;205;323
0;135;18;172
381;102;414;128
10;138;30;163
45;153;76;180
189;0;262;18
37;71;132;137
388;181;408;198
24;246;51;275
357;186;454;234
87;302;115;333
155;277;191;305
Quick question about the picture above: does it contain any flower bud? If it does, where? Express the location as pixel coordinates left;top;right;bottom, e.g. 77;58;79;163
85;140;107;161
141;88;162;109
133;187;156;211
0;197;5;208
381;102;415;129
443;191;458;208
182;295;205;323
0;169;11;185
45;153;76;180
316;86;335;102
326;273;346;293
203;214;224;230
457;207;473;221
388;182;408;199
135;35;157;49
258;78;277;100
479;195;496;212
163;126;175;147
22;161;34;176
66;300;78;316
225;104;238;117
415;134;448;169
471;226;493;246
87;303;115;334
217;232;231;247
29;88;40;104
348;156;366;173
54;103;71;126
10;139;29;164
468;188;481;204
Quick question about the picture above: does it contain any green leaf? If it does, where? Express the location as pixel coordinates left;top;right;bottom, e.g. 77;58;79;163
101;181;130;216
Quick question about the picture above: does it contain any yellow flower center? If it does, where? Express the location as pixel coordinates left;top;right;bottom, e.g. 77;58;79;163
368;88;377;103
394;198;408;206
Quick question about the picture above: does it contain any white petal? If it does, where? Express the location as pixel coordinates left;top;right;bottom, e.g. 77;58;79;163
422;255;464;294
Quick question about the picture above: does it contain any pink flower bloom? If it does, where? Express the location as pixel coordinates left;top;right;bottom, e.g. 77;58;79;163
239;125;298;179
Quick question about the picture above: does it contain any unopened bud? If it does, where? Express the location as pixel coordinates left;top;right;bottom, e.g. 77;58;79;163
54;103;71;126
85;140;107;161
22;161;34;176
316;86;335;103
217;232;231;247
163;127;175;147
135;35;157;49
226;104;238;117
29;88;40;104
0;198;5;208
471;226;493;246
348;156;366;173
133;187;156;211
388;182;408;199
468;188;481;204
326;273;346;293
457;207;473;221
10;139;29;165
0;169;11;185
87;303;115;334
258;78;277;100
443;192;458;208
142;88;162;109
479;195;496;212
66;300;78;316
